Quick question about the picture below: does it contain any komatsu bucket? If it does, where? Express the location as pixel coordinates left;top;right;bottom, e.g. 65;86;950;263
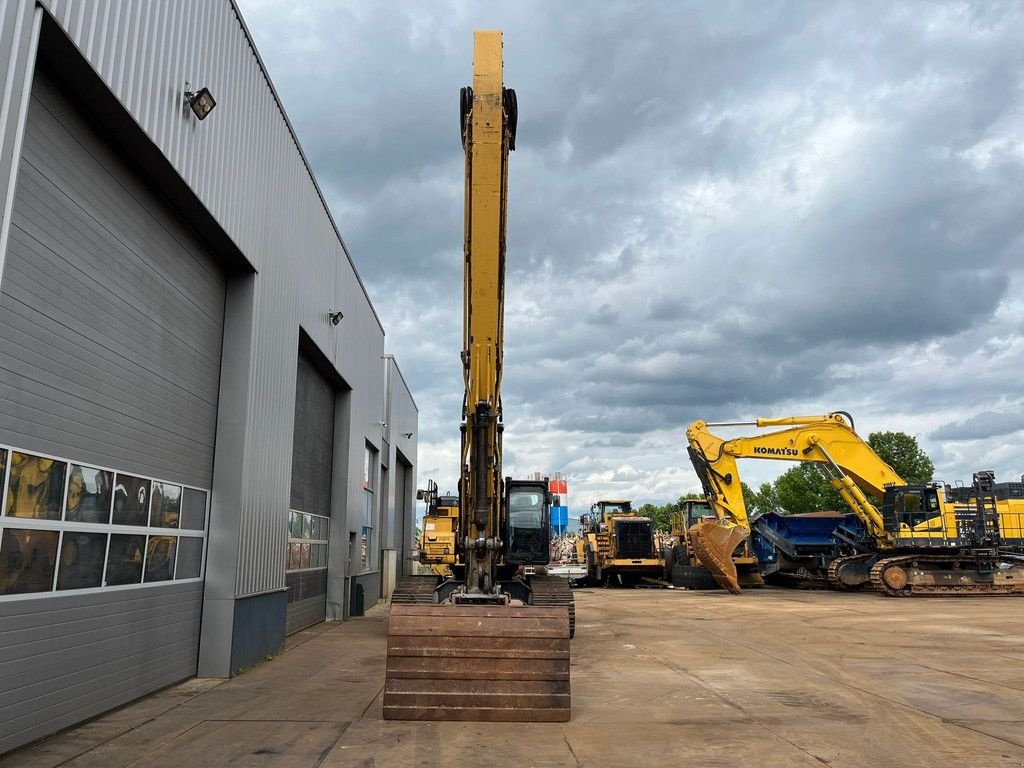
688;520;748;594
384;604;571;722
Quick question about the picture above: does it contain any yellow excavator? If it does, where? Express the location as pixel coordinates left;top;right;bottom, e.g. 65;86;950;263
686;412;1024;595
384;31;573;722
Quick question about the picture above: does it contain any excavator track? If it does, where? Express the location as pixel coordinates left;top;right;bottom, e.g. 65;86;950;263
384;604;571;721
869;554;1024;597
827;553;876;590
530;575;576;638
391;575;440;605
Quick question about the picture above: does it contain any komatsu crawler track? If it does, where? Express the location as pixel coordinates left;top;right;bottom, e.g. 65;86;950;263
869;554;1024;597
826;553;876;590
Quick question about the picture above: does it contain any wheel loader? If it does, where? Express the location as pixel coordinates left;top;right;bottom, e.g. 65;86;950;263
576;500;664;586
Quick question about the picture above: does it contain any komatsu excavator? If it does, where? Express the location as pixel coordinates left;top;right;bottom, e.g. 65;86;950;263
687;412;1024;595
384;31;573;722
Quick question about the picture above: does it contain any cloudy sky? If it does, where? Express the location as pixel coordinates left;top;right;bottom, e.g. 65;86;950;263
237;1;1024;515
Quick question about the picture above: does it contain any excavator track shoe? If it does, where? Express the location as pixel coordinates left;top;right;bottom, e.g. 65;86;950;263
530;575;576;638
687;520;747;594
391;575;440;605
384;604;571;722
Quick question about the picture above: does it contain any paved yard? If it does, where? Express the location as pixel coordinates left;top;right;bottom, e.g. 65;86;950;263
4;588;1024;767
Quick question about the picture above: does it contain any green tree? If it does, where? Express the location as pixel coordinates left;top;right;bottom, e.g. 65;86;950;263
868;431;934;484
773;463;845;515
636;502;673;532
742;481;781;517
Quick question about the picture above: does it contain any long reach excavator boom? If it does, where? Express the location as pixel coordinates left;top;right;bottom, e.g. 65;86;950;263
384;31;573;723
686;412;1024;595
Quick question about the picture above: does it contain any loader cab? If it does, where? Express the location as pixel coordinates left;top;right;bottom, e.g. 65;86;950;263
593;500;631;525
505;479;551;565
681;499;714;528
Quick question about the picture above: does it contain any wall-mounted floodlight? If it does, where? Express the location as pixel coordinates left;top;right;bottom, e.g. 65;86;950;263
402;432;414;439
329;310;344;326
184;82;216;120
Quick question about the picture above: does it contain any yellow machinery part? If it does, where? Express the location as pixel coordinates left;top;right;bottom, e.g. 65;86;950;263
384;604;570;722
687;520;747;594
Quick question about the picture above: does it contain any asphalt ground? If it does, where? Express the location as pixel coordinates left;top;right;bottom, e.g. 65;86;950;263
4;587;1024;767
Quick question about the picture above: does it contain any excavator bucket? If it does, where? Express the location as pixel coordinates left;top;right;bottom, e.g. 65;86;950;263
384;604;571;722
688;520;748;594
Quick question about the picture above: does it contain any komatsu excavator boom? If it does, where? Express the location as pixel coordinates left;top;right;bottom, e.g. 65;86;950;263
385;31;573;723
687;412;1024;595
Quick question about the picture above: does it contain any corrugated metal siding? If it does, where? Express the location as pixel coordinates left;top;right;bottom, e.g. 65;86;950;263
0;67;224;488
0;0;40;285
0;581;203;755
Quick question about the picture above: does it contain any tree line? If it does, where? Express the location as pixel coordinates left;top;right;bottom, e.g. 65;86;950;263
636;430;934;531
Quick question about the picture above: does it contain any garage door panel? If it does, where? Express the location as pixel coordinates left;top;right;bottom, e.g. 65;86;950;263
13;149;225;324
0;284;220;431
10;169;226;357
0;315;220;447
0;371;216;481
0;70;226;488
18;80;225;312
3;226;223;388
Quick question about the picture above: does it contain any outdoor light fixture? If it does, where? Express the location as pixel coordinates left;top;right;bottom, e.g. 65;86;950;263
184;82;216;120
402;432;414;439
329;310;344;326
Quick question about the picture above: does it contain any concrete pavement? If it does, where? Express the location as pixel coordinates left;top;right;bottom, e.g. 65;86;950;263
3;589;1024;767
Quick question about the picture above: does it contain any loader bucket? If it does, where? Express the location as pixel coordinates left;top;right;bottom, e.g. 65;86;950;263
688;520;748;594
384;604;571;722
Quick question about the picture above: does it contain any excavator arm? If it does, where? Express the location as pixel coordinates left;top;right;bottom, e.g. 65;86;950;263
385;31;572;723
458;28;511;595
686;412;904;591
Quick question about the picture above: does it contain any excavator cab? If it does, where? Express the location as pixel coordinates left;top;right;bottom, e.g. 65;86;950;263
881;486;943;534
506;479;551;564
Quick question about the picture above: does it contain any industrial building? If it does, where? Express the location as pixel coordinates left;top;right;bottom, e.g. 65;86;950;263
0;0;417;754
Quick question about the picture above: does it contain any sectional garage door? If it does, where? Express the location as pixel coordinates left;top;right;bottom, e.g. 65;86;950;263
0;68;225;485
285;353;335;634
0;66;224;753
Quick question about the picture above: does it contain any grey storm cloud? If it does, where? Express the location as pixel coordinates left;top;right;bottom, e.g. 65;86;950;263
932;411;1024;441
239;0;1024;507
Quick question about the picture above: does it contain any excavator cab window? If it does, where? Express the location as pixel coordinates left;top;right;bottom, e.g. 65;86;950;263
897;490;931;528
505;482;550;565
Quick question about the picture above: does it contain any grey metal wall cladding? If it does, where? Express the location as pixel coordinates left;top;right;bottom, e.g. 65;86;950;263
290;354;335;518
0;68;225;489
0;581;203;755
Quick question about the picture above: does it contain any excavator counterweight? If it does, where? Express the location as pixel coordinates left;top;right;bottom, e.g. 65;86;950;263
384;31;572;722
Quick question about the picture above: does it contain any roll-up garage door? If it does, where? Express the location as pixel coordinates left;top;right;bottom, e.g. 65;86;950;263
285;353;335;634
0;68;225;486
